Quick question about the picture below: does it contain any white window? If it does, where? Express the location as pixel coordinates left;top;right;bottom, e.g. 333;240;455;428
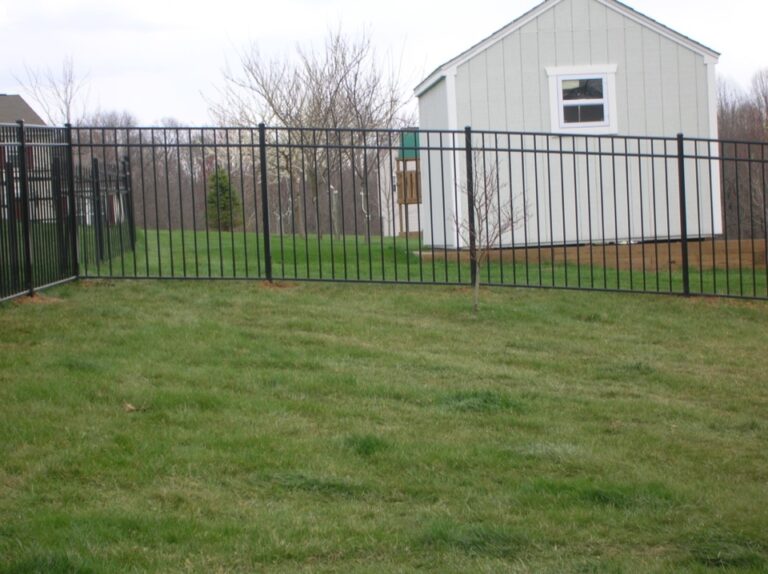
546;65;618;135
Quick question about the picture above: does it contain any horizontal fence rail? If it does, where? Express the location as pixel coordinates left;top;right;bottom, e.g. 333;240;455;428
2;122;767;301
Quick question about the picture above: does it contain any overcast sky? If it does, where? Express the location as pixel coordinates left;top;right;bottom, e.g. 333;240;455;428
1;0;765;125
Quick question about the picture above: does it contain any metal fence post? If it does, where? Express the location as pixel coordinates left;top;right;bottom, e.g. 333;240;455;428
64;124;79;277
258;123;272;281
16;121;34;296
51;156;69;276
4;161;20;292
91;157;105;263
122;156;136;248
677;133;691;296
465;126;477;287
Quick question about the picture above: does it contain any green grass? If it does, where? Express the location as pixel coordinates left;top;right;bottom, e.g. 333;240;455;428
0;222;76;298
77;227;768;299
1;280;767;572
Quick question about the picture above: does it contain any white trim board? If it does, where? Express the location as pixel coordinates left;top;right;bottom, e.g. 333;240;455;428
415;0;562;97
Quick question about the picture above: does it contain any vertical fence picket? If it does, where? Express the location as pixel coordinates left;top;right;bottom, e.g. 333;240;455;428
122;156;136;250
51;156;69;276
91;157;105;266
4;161;19;293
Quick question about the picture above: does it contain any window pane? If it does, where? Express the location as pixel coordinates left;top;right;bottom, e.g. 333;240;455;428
579;104;605;122
563;106;580;124
563;104;605;124
562;78;604;101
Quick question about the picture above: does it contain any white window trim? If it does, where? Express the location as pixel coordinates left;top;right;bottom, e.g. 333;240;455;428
546;65;618;135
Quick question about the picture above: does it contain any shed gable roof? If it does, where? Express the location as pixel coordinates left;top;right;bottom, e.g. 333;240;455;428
415;0;720;97
0;95;47;126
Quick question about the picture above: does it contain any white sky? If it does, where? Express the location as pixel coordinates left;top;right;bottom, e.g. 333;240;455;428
1;0;766;125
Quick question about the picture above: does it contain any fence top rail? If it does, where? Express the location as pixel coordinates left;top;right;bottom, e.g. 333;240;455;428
70;124;681;142
67;139;689;162
682;134;768;147
0;123;753;161
1;121;762;149
0;121;56;128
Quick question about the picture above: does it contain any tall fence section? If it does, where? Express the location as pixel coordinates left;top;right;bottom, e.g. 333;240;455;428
0;123;77;300
1;121;767;302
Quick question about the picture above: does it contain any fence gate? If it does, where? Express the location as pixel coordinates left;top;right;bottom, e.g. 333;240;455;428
1;122;78;302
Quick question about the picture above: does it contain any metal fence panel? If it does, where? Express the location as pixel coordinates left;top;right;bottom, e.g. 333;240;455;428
1;122;77;302
2;122;766;302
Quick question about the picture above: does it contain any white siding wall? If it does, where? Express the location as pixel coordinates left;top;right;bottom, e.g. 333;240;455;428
418;79;459;246
453;0;713;137
418;0;721;248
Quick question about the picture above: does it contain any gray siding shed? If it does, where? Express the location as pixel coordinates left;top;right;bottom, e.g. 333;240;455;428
415;0;721;248
420;0;718;138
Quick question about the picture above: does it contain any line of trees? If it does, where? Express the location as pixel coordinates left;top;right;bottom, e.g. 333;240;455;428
13;32;415;238
66;123;408;239
210;29;413;240
718;69;768;240
718;70;768;142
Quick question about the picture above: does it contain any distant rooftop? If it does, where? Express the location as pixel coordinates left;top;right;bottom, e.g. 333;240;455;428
0;95;47;126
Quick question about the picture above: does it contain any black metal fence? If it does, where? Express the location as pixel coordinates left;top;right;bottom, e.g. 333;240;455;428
1;123;77;301
74;154;135;274
2;121;767;302
0;122;138;302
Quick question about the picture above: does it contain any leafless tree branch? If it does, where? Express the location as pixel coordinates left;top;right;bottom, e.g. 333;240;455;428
14;56;89;125
455;152;528;313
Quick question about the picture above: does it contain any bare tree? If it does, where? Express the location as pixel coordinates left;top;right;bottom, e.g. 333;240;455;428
14;56;89;125
752;69;768;134
718;78;763;141
455;152;527;314
80;109;138;129
211;28;409;129
717;72;768;241
210;28;413;240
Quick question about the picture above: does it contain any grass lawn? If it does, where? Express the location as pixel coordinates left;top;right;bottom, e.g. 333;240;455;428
1;281;767;572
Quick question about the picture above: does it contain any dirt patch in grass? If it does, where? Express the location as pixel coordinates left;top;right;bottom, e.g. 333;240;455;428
12;294;64;306
260;281;299;290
